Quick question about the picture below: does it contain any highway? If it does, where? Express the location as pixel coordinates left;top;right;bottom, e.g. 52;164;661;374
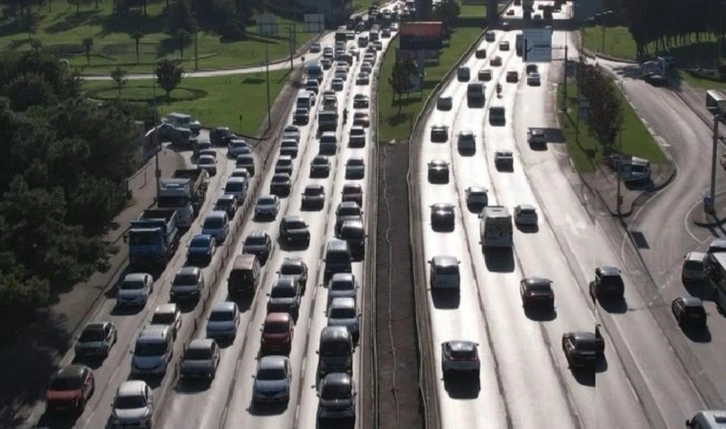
27;12;394;429
414;1;712;427
155;27;392;429
594;48;726;404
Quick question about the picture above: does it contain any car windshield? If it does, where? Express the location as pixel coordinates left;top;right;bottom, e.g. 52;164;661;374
321;135;337;143
115;395;147;410
185;347;212;360
204;217;223;229
277;159;292;167
343;187;360;195
226;182;245;192
198;157;214;166
331;281;354;291
321;383;352;399
339;206;360;216
151;313;175;325
246;236;266;245
330;307;356;318
190;237;209;247
264;322;290;334
321;341;350;356
273;176;289;183
435;265;458;275
519;208;536;215
601;275;623;287
351;128;365;136
259;197;275;205
271;286;296;298
348;159;364;166
50;375;81;390
469;191;485;198
450;349;475;359
281;263;303;275
313;157;328;165
173;274;198;286
304;187;322;196
684;260;703;270
237;157;253;165
257;367;286;381
121;280;145;290
79;328;106;342
527;282;551;292
134;342;166;356
209;310;234;322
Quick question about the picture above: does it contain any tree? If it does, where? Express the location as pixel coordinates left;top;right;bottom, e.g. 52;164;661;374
576;61;623;152
432;0;461;32
131;31;144;63
155;59;183;99
82;37;93;65
388;57;418;112
167;0;197;35
2;72;57;111
176;29;192;59
110;67;128;97
29;39;42;52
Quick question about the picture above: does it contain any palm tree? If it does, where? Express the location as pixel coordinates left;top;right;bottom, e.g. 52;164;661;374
131;32;144;63
82;37;94;65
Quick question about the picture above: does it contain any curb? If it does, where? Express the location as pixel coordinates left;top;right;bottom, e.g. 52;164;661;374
602;164;678;218
693;215;726;227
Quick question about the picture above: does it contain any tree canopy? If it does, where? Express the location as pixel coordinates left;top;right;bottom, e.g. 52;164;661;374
0;50;143;336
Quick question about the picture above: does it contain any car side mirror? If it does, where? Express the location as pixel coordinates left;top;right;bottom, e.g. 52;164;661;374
316;350;319;355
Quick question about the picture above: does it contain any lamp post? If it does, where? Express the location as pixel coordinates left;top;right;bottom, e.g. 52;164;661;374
152;73;161;200
710;114;722;210
264;42;272;130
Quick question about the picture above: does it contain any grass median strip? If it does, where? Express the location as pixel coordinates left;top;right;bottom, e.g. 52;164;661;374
83;70;290;135
0;1;312;74
377;5;487;143
557;82;666;173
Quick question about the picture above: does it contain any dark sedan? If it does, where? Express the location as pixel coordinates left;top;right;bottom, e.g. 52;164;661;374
214;194;239;219
428;160;449;183
302;184;325;210
671;296;707;327
310;155;331;178
270;173;292;197
562;330;604;368
430;203;455;231
187;234;216;266
519;277;555;308
74;322;117;359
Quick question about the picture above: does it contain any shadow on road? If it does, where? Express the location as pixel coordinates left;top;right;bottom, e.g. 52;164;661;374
570;367;595;387
443;375;481;399
248;400;288;416
681;325;712;343
36;409;82;429
317;417;355;429
524;306;557;322
483;248;515;273
175;379;213;394
516;224;539;234
595;355;608;373
598;298;628;314
431;290;461;310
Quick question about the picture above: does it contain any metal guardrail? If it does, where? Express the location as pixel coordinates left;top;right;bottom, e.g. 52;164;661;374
405;3;514;428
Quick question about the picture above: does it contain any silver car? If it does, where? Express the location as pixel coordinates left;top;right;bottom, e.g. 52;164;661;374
111;381;153;429
180;339;220;381
116;273;154;308
149;304;182;340
327;273;359;307
206;301;240;341
197;154;217;176
253;355;292;404
255;195;281;219
327;297;360;343
514;204;538;226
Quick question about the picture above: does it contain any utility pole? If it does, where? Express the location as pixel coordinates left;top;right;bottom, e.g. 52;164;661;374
563;43;568;110
289;24;294;71
265;42;272;130
615;79;626;215
152;74;160;201
711;114;721;207
194;30;199;71
720;0;725;61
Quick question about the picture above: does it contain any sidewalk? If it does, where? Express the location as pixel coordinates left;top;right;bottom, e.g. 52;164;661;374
0;148;185;425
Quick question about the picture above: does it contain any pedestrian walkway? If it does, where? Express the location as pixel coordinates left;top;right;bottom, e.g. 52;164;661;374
0;148;185;424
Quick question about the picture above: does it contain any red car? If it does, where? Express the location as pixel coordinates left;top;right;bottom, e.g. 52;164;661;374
46;364;95;413
353;111;370;127
261;312;295;355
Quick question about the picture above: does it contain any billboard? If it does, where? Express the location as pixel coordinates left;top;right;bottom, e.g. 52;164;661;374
257;13;278;36
574;0;602;23
394;49;424;93
522;28;552;62
399;22;443;50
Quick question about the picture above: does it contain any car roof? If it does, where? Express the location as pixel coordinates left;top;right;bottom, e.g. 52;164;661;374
459;130;474;136
154;303;178;315
321;325;351;339
329;296;356;309
598;266;621;276
206;211;227;219
55;364;87;380
331;272;355;283
259;355;288;369
248;230;267;238
117;380;148;397
445;340;477;352
178;266;200;276
680;296;704;307
432;255;458;266
495;150;513;156
274;276;297;288
523;277;552;287
188;338;215;350
467;186;487;193
686;251;707;262
191;233;213;241
283;255;305;264
138;325;170;338
125;273;149;282
322;372;352;387
343;183;362;190
283;214;305;223
517;204;536;211
265;312;293;324
211;301;237;313
341;219;364;230
226;177;246;184
305;184;324;191
569;332;596;342
432;202;454;209
84;321;108;331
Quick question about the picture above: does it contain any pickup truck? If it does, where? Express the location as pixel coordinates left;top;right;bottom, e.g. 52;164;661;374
155;122;196;148
128;208;180;270
156;169;209;228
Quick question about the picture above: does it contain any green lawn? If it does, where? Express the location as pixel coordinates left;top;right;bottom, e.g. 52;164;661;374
83;70;290;136
378;6;487;142
557;82;666;173
353;0;373;13
677;69;726;90
0;1;314;74
581;25;638;61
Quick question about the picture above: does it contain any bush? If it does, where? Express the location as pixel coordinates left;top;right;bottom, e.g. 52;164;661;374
220;17;247;41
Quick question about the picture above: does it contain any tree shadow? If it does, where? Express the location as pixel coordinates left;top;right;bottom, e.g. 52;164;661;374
0;310;77;427
443;374;481;399
384;112;411;128
391;96;422;108
483;248;514;273
45;10;104;34
35;408;83;429
99;11;167;37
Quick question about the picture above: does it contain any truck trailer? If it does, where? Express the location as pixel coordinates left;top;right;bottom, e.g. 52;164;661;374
480;206;513;249
128;208;180;270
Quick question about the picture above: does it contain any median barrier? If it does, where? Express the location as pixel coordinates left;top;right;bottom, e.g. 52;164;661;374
404;3;513;428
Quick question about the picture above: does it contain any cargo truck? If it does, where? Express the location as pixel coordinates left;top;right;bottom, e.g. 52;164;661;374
480;206;513;249
157;169;209;228
128;208;180;270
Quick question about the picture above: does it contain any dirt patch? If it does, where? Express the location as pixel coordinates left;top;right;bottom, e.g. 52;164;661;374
376;142;422;429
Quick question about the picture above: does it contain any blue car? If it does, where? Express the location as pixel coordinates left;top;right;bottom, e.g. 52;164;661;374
187;234;216;266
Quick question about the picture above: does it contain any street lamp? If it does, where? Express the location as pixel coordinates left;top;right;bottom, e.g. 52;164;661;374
152;73;161;200
709;113;724;214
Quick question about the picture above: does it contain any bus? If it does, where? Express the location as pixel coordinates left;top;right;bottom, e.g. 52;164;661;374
480;206;513;249
705;250;726;310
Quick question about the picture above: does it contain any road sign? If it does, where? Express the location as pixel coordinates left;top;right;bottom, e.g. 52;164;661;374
257;13;278;36
522;28;552;62
303;13;325;33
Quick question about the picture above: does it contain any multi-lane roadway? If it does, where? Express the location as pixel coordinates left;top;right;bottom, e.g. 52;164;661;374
414;1;720;427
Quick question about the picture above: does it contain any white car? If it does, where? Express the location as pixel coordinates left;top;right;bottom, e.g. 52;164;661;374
441;340;480;376
111;381;153;429
514;204;538;226
255;194;281;219
206;301;240;341
682;252;707;282
197;154;217;176
149;303;182;339
227;139;250;157
116;273;154;308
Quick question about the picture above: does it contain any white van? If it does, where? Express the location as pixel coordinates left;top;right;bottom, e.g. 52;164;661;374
428;255;460;291
683;252;707;282
296;90;314;110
